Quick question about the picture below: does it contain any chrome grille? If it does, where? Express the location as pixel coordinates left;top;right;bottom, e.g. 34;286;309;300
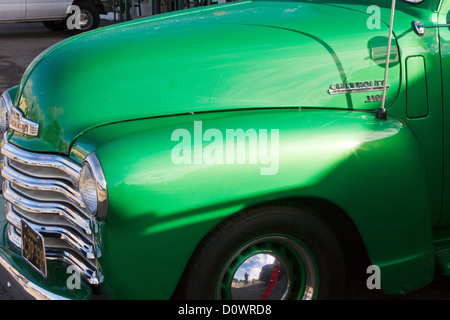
1;137;103;285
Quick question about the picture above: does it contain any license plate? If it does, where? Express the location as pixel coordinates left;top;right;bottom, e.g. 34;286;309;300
21;220;47;278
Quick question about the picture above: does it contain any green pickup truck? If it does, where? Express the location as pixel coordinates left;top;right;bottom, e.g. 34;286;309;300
0;0;449;300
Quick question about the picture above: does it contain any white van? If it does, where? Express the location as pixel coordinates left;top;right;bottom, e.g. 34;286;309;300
0;0;109;32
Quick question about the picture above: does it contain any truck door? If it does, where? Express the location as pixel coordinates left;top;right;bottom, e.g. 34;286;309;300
25;0;72;20
0;0;25;21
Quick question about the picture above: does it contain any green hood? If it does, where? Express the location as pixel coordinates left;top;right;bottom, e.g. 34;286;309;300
12;0;400;154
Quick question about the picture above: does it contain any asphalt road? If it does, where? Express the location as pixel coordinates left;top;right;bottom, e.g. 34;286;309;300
1;21;450;300
0;19;118;94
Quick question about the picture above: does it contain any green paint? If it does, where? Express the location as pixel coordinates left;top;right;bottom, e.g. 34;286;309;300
0;0;449;299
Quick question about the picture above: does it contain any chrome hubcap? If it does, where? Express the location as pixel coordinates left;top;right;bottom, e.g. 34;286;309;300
79;11;92;29
216;236;318;300
231;253;291;300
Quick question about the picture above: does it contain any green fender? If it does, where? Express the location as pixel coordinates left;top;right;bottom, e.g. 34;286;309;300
70;108;434;299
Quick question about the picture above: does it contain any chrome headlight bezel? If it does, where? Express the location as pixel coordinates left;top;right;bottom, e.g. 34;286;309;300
0;91;13;136
79;154;108;220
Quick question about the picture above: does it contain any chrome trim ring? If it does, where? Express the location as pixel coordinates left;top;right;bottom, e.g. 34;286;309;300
0;91;13;136
84;154;108;220
0;90;13;113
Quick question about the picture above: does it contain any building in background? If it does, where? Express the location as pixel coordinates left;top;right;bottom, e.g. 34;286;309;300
108;0;234;21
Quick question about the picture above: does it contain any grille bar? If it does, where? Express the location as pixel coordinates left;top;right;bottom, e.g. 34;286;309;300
2;158;85;209
1;137;103;285
7;225;101;284
3;181;91;234
1;138;81;181
6;203;95;259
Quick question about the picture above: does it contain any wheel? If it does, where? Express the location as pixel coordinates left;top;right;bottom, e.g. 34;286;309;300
78;3;100;32
174;205;345;300
43;20;67;31
69;3;100;32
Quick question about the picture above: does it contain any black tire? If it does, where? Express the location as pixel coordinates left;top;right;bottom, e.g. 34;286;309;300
69;3;100;32
43;20;67;31
174;205;345;300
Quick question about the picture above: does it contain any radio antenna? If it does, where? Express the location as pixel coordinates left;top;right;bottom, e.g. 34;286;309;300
377;0;397;120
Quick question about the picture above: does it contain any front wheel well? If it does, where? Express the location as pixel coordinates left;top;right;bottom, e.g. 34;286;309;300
241;197;371;290
172;196;370;299
290;197;371;288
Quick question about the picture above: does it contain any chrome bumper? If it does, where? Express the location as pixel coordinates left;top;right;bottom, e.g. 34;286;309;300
0;252;68;300
0;219;94;300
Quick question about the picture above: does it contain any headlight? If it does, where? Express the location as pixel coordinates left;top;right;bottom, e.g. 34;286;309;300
0;92;11;135
79;154;108;219
80;162;97;214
